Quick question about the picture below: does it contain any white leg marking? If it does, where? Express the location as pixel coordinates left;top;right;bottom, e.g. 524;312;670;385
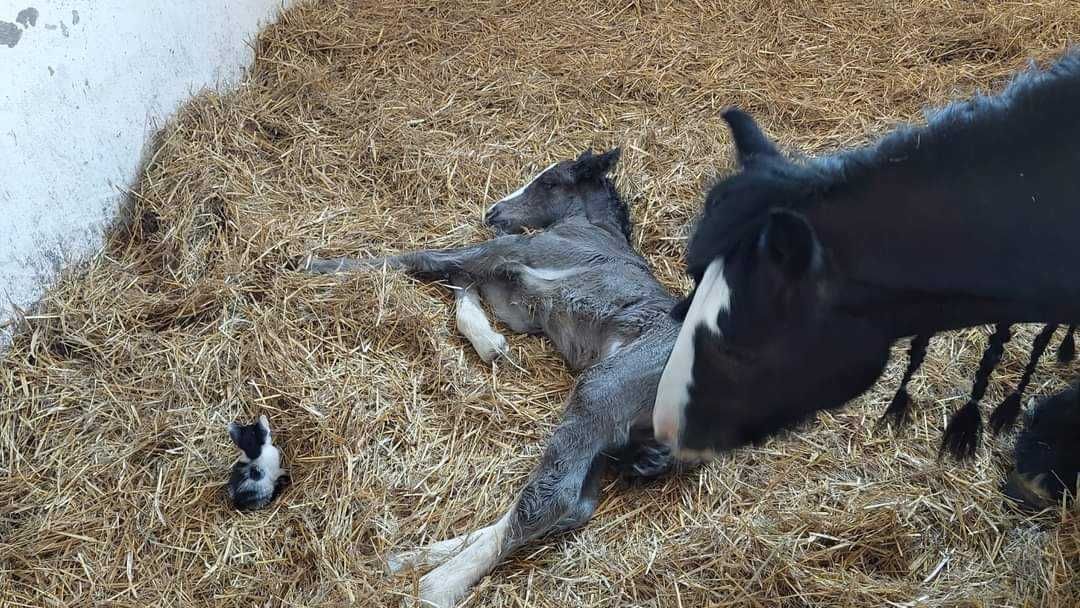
386;527;489;574
487;163;557;211
417;513;512;608
454;285;508;363
653;259;730;447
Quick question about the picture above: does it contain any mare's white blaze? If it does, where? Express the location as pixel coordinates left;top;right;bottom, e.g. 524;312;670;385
454;285;507;362
489;163;557;209
653;258;730;448
418;513;512;608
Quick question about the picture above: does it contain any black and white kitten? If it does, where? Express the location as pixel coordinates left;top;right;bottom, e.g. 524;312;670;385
227;415;288;510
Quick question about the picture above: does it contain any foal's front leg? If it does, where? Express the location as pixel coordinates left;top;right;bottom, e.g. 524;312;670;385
452;282;508;363
303;236;527;280
302;244;515;363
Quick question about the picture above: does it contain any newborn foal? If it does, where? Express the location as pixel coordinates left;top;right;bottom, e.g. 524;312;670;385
305;149;683;607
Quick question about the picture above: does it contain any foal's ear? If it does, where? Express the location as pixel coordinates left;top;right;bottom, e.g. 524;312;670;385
723;108;780;167
759;209;819;279
596;147;621;174
571;147;621;181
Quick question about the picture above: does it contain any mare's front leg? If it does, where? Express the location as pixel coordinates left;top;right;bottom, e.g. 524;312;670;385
390;413;610;608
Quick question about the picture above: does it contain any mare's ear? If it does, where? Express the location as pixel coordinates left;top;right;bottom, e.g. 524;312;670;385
723;108;780;167
758;209;819;280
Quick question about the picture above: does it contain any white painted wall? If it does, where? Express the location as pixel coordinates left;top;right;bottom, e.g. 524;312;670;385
0;0;288;343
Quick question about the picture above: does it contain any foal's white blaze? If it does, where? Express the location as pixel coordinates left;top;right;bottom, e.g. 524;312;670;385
653;258;730;448
489;163;557;209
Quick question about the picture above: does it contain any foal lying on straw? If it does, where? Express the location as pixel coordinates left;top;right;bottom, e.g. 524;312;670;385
305;149;690;607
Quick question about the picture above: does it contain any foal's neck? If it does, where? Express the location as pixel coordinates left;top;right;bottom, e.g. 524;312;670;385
577;179;631;244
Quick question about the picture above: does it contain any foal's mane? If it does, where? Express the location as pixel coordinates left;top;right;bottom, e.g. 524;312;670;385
600;176;633;242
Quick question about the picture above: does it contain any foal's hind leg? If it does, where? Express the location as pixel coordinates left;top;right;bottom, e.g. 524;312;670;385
393;420;608;607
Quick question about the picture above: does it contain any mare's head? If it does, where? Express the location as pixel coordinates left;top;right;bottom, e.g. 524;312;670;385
653;110;893;457
485;148;629;240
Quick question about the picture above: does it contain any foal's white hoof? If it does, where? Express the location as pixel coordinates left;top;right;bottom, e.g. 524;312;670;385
385;551;412;575
418;574;466;608
475;334;509;363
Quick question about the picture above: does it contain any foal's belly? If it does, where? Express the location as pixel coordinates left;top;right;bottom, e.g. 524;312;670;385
479;282;539;334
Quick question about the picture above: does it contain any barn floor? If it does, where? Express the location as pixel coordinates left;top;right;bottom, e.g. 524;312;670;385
2;1;1079;606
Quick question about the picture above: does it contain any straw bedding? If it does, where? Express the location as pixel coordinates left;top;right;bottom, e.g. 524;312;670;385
2;1;1079;606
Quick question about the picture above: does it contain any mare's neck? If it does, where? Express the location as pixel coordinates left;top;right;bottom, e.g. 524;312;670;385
810;155;1080;338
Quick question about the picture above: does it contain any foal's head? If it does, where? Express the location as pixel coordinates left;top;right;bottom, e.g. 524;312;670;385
485;148;628;240
653;110;893;457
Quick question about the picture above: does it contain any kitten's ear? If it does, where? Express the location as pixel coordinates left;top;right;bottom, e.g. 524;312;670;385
227;422;242;447
258;414;272;442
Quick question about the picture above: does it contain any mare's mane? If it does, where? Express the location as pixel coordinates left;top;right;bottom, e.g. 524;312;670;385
693;49;1080;270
